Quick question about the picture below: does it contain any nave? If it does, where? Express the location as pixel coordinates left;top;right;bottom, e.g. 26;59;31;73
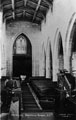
0;0;76;120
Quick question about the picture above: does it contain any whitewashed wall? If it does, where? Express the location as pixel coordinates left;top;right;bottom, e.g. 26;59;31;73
40;0;76;81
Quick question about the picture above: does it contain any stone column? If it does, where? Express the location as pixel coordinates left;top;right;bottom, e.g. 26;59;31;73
0;11;3;78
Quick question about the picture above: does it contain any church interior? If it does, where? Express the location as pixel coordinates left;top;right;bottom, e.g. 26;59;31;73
0;0;76;120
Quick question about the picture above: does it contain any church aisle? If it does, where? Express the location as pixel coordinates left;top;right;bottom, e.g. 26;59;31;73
21;82;55;120
21;82;41;112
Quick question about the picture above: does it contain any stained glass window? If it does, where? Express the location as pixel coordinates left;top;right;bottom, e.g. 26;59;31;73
15;35;27;54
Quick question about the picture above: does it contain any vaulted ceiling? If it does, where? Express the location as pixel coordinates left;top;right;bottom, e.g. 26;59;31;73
0;0;53;25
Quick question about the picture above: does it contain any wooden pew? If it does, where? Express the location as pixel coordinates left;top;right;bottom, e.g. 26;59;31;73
29;77;57;110
55;71;76;119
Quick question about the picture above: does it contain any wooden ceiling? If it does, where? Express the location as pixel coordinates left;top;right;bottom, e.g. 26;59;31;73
1;0;53;25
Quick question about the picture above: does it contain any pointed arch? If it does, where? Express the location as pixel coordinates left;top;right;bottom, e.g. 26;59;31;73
65;13;76;72
13;33;32;56
66;18;76;77
53;30;64;81
46;38;52;79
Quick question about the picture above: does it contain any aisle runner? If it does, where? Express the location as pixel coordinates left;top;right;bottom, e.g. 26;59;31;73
21;83;40;112
21;83;54;120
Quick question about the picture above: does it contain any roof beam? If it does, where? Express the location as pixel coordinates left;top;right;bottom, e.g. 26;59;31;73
11;0;15;19
23;0;28;16
11;0;14;9
24;0;28;7
32;0;41;21
44;0;53;5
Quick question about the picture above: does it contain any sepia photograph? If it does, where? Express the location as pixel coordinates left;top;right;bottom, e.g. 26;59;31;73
0;0;76;120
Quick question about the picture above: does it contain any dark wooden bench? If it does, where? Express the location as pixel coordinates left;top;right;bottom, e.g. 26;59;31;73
54;71;76;119
29;77;58;110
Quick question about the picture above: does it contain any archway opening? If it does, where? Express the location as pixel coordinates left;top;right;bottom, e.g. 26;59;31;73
53;32;64;81
13;33;32;77
46;41;52;79
58;34;64;71
70;22;76;77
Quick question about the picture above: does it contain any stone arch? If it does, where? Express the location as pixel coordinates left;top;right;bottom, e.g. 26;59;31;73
66;13;76;75
13;33;32;77
39;42;46;76
66;18;76;77
46;38;52;79
53;30;64;81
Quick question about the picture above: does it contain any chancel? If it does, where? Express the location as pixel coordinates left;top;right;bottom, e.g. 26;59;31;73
0;0;76;120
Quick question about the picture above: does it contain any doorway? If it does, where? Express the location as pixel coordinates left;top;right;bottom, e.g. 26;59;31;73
13;55;32;77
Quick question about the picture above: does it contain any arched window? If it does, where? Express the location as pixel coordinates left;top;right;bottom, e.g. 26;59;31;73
13;33;32;56
15;35;27;54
